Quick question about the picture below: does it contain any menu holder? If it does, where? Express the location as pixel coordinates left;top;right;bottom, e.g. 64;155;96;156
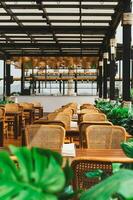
61;143;76;157
70;121;78;128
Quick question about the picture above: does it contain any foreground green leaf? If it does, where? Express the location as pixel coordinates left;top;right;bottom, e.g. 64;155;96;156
0;146;66;199
80;169;133;200
121;139;133;158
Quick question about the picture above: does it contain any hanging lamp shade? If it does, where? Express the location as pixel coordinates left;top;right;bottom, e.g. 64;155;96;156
23;57;31;63
32;57;39;67
56;61;61;68
38;61;46;68
74;57;80;66
10;56;98;69
47;59;55;68
12;57;22;69
65;57;74;67
85;62;91;69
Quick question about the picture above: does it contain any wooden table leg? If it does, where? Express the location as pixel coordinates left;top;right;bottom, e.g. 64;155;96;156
14;114;19;139
19;114;22;136
0;120;3;147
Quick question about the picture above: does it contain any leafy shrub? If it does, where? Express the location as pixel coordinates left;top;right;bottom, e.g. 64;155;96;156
107;107;129;125
95;100;133;135
0;99;14;104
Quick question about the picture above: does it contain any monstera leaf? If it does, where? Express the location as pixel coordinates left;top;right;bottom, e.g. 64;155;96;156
121;139;133;158
80;169;133;200
0;146;66;200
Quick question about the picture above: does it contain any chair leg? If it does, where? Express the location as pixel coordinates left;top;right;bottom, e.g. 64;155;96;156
21;129;26;146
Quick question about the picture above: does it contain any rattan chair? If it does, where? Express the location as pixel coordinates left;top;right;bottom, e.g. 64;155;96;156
82;113;107;122
0;107;7;141
79;121;113;148
5;103;20;137
55;112;71;130
80;109;99;114
63;108;73;118
85;125;127;149
0;108;4;119
34;119;65;128
80;104;95;110
5;103;19;113
71;158;112;190
19;102;34;110
26;124;65;149
57;106;73;116
32;102;41;107
47;112;58;120
32;102;43;120
78;109;99;124
19;102;34;124
69;103;77;114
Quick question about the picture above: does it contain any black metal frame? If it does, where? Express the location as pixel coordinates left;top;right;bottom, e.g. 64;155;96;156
0;0;125;57
122;0;132;101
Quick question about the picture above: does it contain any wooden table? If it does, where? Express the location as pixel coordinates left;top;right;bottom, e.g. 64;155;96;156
0;117;4;146
67;149;133;163
0;148;132;165
66;127;79;136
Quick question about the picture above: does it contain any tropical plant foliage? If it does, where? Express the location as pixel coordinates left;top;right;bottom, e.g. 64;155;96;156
0;99;14;104
80;139;133;200
131;88;133;101
80;169;133;200
107;107;129;125
95;99;133;135
0;145;76;200
121;139;133;159
0;144;133;199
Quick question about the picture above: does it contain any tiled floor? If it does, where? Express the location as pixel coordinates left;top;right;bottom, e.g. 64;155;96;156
17;95;97;112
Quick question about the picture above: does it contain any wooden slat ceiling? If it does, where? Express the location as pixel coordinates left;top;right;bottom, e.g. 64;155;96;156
0;0;125;58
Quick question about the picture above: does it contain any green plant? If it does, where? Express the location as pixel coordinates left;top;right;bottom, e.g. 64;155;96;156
80;140;133;200
95;100;114;115
130;88;133;100
80;169;133;200
121;139;133;159
95;99;133;135
121;116;133;136
85;169;109;181
1;144;133;200
0;99;14;105
107;107;129;125
0;145;77;200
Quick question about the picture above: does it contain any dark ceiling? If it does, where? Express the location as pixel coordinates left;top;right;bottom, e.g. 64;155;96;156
0;0;125;58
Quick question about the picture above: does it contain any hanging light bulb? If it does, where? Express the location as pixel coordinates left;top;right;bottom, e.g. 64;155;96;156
57;1;61;5
100;1;104;5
